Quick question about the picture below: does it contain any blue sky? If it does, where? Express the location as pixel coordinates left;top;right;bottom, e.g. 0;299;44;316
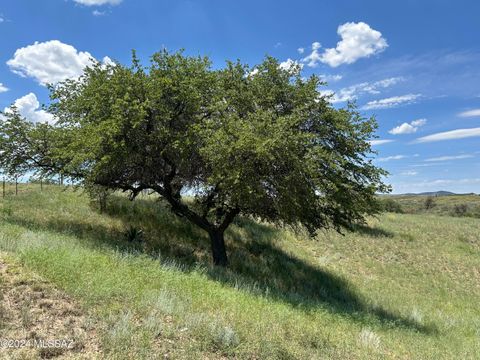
0;0;479;193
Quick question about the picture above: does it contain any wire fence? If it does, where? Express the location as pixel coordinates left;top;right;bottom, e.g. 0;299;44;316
1;177;66;198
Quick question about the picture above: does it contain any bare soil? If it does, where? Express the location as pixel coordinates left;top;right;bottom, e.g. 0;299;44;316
0;253;101;359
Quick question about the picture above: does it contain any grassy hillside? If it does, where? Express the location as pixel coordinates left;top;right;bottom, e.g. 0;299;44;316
0;184;479;359
382;194;480;218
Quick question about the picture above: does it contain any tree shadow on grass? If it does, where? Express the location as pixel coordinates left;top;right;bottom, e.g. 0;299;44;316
4;195;435;334
349;223;395;238
215;219;432;333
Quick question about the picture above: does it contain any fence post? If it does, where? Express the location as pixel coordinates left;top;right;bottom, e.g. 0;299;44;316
2;177;5;199
15;176;18;196
40;178;43;191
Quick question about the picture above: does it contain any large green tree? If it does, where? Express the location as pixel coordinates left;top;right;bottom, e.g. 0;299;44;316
0;51;389;266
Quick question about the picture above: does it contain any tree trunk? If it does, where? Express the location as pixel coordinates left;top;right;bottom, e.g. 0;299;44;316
209;230;228;267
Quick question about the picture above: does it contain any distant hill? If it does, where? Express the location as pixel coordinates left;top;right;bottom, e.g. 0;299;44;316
378;190;480;197
402;191;457;196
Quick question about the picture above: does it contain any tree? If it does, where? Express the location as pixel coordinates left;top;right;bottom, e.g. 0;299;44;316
0;50;389;266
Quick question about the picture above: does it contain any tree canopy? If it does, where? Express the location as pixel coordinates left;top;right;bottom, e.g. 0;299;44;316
0;50;389;266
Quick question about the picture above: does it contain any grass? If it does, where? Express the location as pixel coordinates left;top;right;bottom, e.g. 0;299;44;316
0;184;479;358
384;194;480;218
0;251;100;359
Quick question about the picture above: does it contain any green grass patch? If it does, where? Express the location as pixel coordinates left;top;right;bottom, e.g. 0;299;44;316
0;185;479;358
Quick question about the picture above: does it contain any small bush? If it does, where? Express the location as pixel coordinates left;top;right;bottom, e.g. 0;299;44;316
452;204;468;216
211;324;239;349
378;198;403;213
424;196;436;210
102;311;137;355
471;205;480;218
124;226;144;244
358;328;380;350
87;185;112;213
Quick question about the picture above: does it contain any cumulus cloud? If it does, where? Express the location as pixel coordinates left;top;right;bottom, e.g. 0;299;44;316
3;93;55;124
7;40;111;86
458;109;480;117
377;155;406;162
302;42;322;67
0;83;8;93
362;94;421;110
278;58;303;71
302;22;387;68
368;139;394;146
415;127;480;143
297;47;305;54
101;56;115;67
73;0;122;5
322;77;404;103
389;118;427;135
425;154;474;162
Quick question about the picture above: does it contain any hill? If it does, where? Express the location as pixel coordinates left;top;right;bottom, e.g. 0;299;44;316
399;191;458;196
381;193;480;217
0;184;479;359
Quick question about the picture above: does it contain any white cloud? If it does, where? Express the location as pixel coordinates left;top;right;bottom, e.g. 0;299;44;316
7;40;111;86
416;127;480;143
400;170;418;176
303;22;388;68
3;93;55;124
458;109;480;117
302;42;322;67
425;154;474;162
428;178;480;185
369;139;394;146
0;83;8;93
7;40;93;85
278;58;303;71
297;47;305;54
324;77;404;103
389;118;427;135
101;56;115;67
410;163;446;167
248;68;259;77
389;123;416;134
411;119;427;126
377;155;406;162
319;74;343;83
362;94;421;110
73;0;122;5
92;10;106;16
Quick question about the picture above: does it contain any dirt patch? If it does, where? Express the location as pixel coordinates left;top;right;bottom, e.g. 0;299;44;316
0;253;101;359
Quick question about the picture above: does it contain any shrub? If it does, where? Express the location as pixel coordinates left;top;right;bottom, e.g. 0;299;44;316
87;185;112;213
424;196;436;210
452;204;468;217
378;198;403;213
124;226;144;244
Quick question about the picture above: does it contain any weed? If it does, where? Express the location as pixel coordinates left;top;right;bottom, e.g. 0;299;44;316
358;328;381;350
124;226;144;244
